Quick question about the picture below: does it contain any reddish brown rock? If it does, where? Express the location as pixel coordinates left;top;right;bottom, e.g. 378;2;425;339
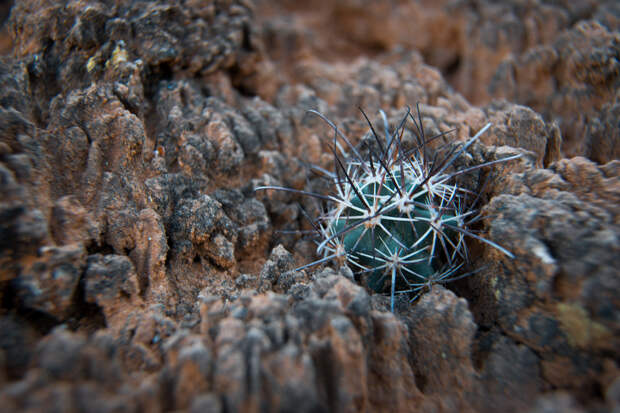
490;20;620;162
15;244;86;320
483;101;562;166
0;0;618;412
83;254;141;328
257;1;619;163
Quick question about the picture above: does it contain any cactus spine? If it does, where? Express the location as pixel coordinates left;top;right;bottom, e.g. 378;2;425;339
257;106;520;312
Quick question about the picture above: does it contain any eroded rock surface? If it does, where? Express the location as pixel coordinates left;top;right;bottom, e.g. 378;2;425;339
0;1;618;412
256;0;620;162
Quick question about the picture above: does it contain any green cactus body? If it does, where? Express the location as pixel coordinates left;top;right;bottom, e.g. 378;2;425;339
256;106;519;312
328;162;462;297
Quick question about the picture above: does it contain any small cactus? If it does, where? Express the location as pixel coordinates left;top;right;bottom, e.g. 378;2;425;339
257;105;520;311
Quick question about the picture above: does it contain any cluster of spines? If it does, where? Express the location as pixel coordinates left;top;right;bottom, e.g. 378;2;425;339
257;105;520;312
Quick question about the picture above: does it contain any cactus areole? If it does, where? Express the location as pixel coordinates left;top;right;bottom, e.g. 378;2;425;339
257;105;520;311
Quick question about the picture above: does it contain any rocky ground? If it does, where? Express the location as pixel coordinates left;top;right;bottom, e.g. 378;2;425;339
0;1;618;412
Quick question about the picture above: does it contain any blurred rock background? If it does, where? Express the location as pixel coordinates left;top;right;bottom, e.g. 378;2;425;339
0;1;618;412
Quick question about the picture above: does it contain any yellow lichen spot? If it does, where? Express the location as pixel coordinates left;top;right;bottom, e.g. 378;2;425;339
556;302;611;348
86;56;97;73
490;275;501;300
106;43;128;70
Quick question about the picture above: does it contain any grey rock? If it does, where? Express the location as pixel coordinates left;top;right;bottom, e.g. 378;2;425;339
15;244;86;319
